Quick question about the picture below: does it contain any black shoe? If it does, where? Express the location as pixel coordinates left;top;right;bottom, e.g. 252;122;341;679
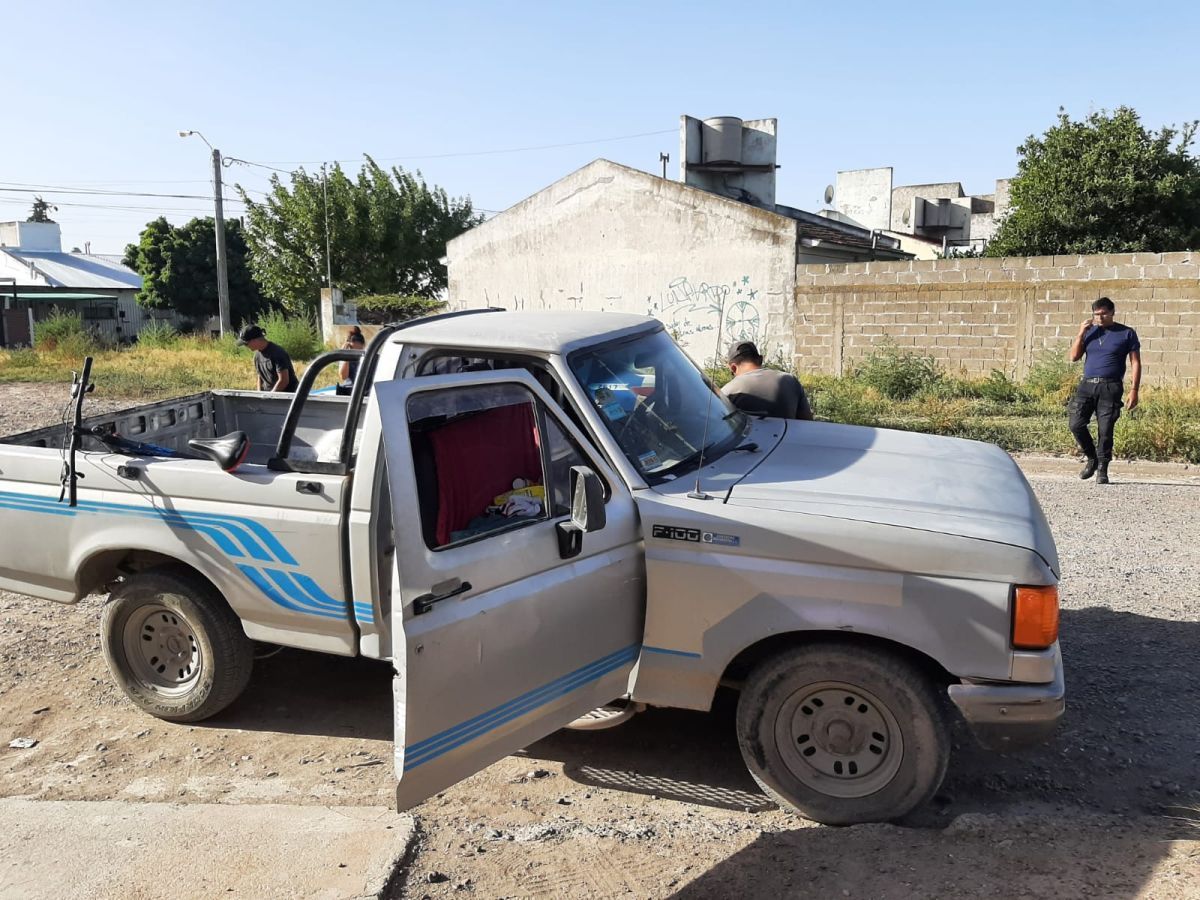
1079;458;1097;480
1096;464;1110;485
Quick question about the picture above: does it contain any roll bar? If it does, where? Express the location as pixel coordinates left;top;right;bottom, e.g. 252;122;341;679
268;307;504;474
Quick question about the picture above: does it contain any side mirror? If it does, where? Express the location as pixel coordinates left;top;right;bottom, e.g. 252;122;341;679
557;466;606;559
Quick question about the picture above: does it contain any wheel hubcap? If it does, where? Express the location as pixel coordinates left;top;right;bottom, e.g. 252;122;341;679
774;681;903;799
122;605;202;695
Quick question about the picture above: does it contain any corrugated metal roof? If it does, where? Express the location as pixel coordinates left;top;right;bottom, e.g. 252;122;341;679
0;249;140;290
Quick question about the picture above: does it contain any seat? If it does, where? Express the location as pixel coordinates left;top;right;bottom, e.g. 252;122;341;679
188;431;251;472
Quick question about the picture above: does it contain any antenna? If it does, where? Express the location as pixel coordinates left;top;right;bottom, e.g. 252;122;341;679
823;184;835;205
688;294;727;501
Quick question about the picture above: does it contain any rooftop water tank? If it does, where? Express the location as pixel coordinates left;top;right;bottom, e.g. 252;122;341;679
701;117;743;164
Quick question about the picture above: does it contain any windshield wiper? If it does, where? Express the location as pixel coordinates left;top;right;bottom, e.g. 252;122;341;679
666;442;720;474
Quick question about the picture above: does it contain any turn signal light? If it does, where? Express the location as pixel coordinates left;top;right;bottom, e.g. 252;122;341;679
1012;585;1060;650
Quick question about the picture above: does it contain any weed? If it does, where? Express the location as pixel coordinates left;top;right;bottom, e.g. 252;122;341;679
253;310;322;361
136;321;179;349
34;308;95;355
852;340;942;400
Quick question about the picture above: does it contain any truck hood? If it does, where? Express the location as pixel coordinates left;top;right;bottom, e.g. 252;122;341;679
725;420;1059;575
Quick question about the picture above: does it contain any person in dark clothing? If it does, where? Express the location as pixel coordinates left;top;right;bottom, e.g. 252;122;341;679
1067;297;1141;484
338;325;366;388
237;324;299;392
721;341;814;420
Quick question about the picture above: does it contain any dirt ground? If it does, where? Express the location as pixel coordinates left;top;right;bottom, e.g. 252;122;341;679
1;384;1198;898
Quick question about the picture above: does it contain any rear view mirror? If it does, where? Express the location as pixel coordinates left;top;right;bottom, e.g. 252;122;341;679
557;466;606;558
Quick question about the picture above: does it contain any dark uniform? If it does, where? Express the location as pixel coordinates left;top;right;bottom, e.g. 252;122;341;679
1069;323;1139;465
254;342;299;392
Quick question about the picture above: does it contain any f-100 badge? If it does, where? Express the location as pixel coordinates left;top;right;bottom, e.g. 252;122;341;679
652;525;740;547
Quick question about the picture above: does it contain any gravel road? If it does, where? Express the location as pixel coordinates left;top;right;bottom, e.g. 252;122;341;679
1;383;1197;898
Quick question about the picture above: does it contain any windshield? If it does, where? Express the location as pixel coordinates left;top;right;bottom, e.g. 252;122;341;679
569;329;747;479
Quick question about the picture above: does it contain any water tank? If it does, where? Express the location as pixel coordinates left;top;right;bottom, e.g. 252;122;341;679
701;117;743;164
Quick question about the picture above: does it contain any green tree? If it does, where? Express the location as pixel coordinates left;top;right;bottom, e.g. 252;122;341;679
122;217;265;323
27;197;56;223
987;107;1200;257
238;157;482;314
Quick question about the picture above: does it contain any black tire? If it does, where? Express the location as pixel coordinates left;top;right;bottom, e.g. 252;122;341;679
736;643;949;826
101;567;253;723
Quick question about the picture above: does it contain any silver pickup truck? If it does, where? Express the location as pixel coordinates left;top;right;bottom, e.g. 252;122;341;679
0;309;1064;825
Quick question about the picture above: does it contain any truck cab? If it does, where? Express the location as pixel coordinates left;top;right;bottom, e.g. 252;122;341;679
0;309;1064;825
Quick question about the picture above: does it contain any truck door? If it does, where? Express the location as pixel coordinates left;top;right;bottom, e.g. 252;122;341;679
376;370;644;809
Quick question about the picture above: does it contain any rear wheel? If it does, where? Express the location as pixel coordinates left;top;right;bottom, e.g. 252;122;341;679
736;643;949;825
101;568;253;722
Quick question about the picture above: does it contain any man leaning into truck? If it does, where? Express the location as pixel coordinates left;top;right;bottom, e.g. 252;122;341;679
238;324;299;393
722;341;814;420
1067;297;1141;484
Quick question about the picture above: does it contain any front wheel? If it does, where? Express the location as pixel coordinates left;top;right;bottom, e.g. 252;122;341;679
736;643;949;825
101;567;254;723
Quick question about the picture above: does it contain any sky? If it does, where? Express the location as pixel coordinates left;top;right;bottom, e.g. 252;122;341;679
4;0;1199;254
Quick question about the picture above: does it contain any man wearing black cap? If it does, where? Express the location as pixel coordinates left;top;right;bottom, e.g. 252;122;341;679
721;341;813;420
237;324;299;393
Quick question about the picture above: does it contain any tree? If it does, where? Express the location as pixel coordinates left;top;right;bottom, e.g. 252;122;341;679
238;157;482;314
27;197;56;223
123;217;265;323
987;107;1200;256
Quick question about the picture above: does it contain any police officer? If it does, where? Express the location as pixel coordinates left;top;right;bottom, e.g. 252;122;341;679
1067;297;1141;484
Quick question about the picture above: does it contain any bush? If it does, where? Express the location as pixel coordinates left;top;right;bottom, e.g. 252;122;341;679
0;348;40;370
136;320;179;349
977;369;1026;403
355;294;445;325
34;308;95;355
1116;390;1200;462
808;378;886;425
1023;351;1078;403
852;340;942;400
249;310;322;361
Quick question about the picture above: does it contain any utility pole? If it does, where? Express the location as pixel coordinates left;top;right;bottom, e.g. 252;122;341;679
180;130;232;337
210;147;232;336
322;163;333;289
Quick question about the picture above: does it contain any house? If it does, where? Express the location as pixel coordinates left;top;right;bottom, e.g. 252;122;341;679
825;167;1011;257
0;221;176;347
446;116;911;364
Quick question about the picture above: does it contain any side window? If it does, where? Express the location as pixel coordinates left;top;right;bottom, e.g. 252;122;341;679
542;413;590;516
408;383;550;550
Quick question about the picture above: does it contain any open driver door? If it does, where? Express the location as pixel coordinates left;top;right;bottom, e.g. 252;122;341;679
375;370;645;809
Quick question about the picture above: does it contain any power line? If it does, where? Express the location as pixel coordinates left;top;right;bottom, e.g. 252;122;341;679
243;127;677;167
0;182;247;202
0;196;241;214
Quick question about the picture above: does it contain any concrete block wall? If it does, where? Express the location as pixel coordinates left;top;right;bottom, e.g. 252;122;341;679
794;252;1200;386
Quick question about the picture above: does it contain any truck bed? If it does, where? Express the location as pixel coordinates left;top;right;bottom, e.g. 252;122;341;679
4;389;357;466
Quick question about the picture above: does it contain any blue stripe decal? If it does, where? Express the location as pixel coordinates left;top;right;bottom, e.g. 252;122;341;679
289;572;348;611
286;570;371;624
0;498;79;518
643;645;702;659
76;498;279;563
1;489;358;625
261;568;344;616
239;566;343;620
403;643;639;772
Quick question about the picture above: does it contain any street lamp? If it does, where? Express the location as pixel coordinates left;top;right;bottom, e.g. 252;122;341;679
179;129;232;337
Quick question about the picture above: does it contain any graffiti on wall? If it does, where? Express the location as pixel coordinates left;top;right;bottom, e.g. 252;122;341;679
648;275;761;344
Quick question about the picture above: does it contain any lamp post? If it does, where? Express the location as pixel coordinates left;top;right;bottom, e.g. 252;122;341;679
178;130;232;337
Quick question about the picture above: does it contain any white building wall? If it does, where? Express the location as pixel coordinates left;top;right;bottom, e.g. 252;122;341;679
834;167;892;231
447;160;798;364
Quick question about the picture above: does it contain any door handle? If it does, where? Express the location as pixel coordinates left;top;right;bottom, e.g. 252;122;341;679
296;480;322;495
413;581;472;615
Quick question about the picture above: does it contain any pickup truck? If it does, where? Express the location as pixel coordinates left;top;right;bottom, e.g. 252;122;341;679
0;309;1065;825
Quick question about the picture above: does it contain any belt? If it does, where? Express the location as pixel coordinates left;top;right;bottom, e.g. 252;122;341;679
1082;377;1121;384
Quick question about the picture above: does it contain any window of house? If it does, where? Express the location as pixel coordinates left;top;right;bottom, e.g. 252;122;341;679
408;382;591;550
